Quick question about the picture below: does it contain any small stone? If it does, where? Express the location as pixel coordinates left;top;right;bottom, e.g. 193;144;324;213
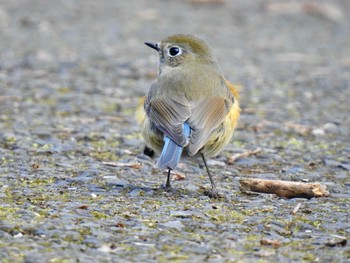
159;220;184;231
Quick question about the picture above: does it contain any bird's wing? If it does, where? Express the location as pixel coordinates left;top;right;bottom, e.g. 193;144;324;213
187;84;234;156
145;94;191;146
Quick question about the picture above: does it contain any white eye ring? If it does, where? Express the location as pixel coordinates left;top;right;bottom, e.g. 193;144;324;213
168;46;182;57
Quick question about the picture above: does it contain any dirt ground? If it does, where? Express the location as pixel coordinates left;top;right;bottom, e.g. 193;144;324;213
0;0;349;262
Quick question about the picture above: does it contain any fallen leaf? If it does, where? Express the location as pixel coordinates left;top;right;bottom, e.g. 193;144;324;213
172;171;186;181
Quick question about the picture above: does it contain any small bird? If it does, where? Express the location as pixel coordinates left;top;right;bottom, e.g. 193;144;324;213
136;34;240;197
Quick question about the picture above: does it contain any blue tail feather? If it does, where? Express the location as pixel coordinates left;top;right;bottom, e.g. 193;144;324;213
157;123;191;170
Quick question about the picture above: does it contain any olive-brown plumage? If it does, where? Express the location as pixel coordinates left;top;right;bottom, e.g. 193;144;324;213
137;34;240;197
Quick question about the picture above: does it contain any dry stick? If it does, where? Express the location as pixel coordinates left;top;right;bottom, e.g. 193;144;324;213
227;148;262;164
291;202;302;215
260;238;282;247
239;178;330;199
102;161;141;169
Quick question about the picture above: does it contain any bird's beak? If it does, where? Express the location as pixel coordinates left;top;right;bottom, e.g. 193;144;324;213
144;42;160;52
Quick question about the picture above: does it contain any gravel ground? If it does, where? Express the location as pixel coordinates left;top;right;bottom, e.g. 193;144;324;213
0;0;349;262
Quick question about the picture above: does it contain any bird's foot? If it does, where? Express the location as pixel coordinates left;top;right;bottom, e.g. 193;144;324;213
204;188;222;199
160;183;172;192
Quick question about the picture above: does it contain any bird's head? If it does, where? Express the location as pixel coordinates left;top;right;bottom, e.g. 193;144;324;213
145;34;216;68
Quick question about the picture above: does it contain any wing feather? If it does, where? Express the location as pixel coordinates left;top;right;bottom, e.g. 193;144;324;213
145;95;191;146
187;97;232;155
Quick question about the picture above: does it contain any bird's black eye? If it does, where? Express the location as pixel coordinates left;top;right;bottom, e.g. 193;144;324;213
168;46;182;57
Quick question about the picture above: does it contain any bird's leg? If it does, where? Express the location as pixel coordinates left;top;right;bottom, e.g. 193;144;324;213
201;153;221;198
201;153;216;189
161;168;172;191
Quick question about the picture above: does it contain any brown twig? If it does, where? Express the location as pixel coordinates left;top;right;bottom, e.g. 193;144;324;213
102;161;141;169
227;148;262;164
236;167;272;174
284;122;312;136
239;178;330;199
260;238;282;247
291;202;302;215
249;120;312;136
